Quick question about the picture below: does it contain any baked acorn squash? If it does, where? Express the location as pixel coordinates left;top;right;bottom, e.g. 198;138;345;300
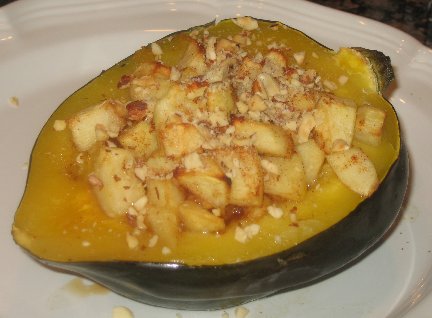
12;17;408;310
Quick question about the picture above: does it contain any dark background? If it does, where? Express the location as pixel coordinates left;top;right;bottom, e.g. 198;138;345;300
1;0;431;47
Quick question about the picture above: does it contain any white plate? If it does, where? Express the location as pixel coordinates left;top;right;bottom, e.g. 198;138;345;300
1;0;431;317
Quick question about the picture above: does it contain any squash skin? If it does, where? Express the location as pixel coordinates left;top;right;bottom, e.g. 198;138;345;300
12;18;408;309
351;47;395;92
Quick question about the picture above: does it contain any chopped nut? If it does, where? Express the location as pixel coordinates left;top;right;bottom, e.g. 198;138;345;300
162;246;171;255
81;240;91;247
134;166;148;181
148;235;159;247
117;75;132;89
234;226;248;243
332;139;350;152
235;224;260;243
293;51;305;65
323;80;337;90
134;196;148;211
53;120;66;131
236;101;249;114
76;153;85;164
126;232;139;249
212;208;221;217
88;173;103;190
112;306;134;318
170;66;181;81
127;206;138;217
338;75;349;85
136;214;147;230
267;205;283;219
232;16;259;31
105;140;117;148
126;101;147;121
289;211;298;225
183;152;204;170
297;112;316;143
151;42;163;56
235;306;250;318
244;224;260;237
225;125;236;135
206;36;217;61
8;96;19;107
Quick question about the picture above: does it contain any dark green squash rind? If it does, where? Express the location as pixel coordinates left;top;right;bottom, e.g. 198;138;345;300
36;140;408;310
351;47;395;92
14;17;407;310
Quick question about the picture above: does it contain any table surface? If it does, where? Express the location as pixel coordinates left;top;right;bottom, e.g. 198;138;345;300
0;0;431;48
308;0;432;48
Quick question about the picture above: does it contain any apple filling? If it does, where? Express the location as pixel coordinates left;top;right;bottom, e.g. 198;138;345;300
65;17;386;252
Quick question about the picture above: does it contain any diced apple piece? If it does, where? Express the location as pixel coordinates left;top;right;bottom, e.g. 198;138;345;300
146;179;185;208
176;156;229;207
68;100;127;152
159;123;204;157
153;84;185;129
355;105;386;146
263;154;307;201
178;201;225;233
177;38;207;75
296;140;325;185
146;206;179;248
326;147;379;197
313;94;357;153
91;147;145;218
214;147;263;206
206;82;235;117
233;118;293;157
117;121;158;159
153;84;198;129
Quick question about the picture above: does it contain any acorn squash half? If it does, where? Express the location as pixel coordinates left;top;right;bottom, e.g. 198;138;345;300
12;17;408;310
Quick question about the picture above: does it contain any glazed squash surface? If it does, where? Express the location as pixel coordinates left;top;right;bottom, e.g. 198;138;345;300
13;18;399;266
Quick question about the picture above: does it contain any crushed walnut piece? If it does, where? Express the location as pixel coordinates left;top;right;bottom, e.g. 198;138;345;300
112;306;134;318
8;96;19;107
